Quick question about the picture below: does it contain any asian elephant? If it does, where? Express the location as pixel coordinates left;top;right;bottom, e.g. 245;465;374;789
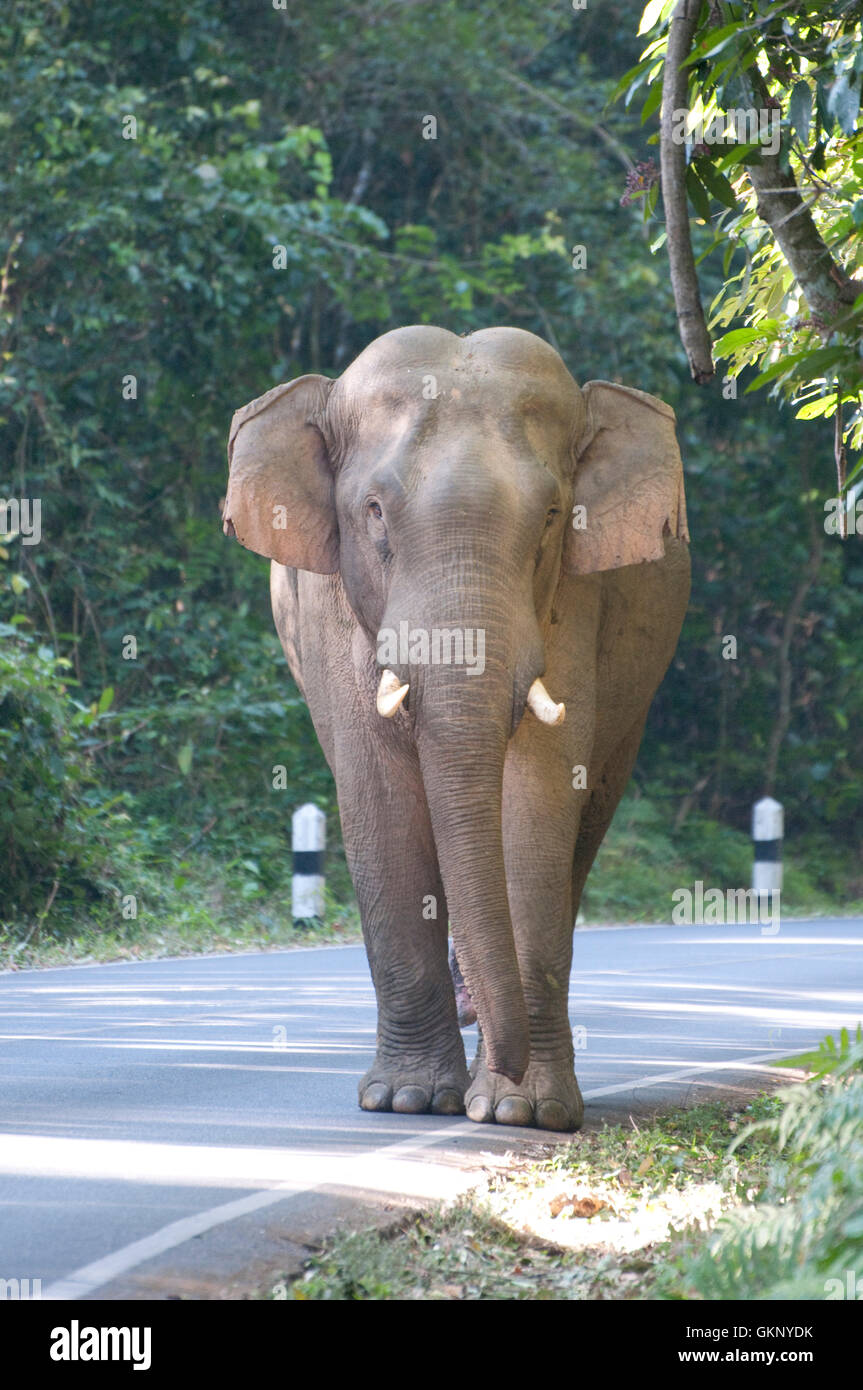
222;326;689;1131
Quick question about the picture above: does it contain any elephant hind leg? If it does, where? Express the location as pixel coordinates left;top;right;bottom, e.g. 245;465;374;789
571;716;649;920
449;940;477;1027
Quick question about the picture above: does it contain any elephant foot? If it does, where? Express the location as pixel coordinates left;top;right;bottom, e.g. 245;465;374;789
465;1058;584;1132
359;1057;470;1116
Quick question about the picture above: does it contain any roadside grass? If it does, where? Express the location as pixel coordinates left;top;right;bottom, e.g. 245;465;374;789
0;854;361;971
280;1037;863;1301
772;1025;863;1074
280;1094;785;1301
581;794;861;924
3;788;858;972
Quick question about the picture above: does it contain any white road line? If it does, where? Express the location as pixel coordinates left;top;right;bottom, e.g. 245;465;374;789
41;1047;806;1300
41;1119;471;1301
581;1048;803;1099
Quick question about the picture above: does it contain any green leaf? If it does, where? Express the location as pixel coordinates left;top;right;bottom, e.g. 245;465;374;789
713;326;771;354
685;22;744;65
713;142;761;172
97;685;114;714
695;160;738;210
827;73;861;136
641;80;663;124
789;81;812;145
685;165;712;222
177;742;193;776
607;56;654;107
637;0;670;36
795;396;836;421
746;351;809;391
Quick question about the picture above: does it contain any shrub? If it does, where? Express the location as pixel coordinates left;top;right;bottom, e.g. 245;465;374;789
686;1032;863;1300
0;626;132;928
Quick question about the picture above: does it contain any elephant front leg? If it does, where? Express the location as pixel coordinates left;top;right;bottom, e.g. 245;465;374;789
466;736;586;1132
336;739;469;1116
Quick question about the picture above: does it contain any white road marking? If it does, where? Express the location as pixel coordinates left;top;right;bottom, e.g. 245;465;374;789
581;1048;802;1099
41;1048;804;1300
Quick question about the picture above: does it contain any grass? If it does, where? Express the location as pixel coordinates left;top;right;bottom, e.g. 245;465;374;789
772;1025;863;1074
4;789;859;972
279;1095;786;1301
0;853;361;971
276;1032;863;1302
582;792;863;924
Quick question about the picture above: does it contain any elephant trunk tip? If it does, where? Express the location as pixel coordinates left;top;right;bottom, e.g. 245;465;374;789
486;1038;530;1087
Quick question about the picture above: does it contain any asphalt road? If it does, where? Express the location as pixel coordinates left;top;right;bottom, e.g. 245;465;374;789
1;918;861;1300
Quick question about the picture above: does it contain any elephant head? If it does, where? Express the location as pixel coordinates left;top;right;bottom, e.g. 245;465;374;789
223;326;688;1082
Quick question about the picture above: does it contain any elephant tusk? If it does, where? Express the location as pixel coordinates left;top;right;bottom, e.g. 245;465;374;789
526;678;565;726
376;669;409;718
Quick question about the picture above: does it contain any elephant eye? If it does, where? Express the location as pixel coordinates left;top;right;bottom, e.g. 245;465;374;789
545;508;560;529
367;501;383;521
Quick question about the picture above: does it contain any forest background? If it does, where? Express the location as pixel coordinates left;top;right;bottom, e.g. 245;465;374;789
2;0;861;960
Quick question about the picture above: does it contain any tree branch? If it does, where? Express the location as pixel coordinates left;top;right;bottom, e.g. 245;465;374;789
738;65;860;328
660;0;715;383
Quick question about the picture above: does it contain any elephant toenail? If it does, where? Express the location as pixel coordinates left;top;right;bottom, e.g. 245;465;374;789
393;1085;430;1113
494;1096;534;1127
467;1095;495;1123
360;1082;391;1111
535;1100;572;1132
431;1088;464;1116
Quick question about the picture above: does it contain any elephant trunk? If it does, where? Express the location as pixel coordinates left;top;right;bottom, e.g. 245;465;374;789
414;673;530;1083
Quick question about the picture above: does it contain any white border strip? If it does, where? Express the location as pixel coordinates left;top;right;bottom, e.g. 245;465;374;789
581;1048;804;1099
42;1049;807;1300
41;1119;464;1301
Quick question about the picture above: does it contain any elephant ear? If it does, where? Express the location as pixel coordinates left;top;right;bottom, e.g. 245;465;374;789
223;374;339;574
564;381;689;575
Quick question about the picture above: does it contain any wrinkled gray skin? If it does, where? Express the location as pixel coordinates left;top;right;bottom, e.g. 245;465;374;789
223;326;690;1131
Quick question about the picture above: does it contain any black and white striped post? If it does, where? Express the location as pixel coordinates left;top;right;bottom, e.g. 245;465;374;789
752;796;783;897
292;803;326;925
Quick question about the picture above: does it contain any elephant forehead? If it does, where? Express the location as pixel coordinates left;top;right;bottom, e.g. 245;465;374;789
334;345;582;449
339;325;581;403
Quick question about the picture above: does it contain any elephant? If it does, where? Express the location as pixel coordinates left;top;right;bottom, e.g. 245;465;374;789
222;325;690;1131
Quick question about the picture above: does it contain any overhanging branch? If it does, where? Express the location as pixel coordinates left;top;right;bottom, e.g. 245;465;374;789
660;0;715;384
738;66;859;329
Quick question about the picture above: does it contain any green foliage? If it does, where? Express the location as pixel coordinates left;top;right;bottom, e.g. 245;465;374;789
583;789;837;923
621;1;863;476
0;0;860;941
0;625;133;919
288;1202;577;1302
685;1038;863;1299
284;1095;786;1302
812;1023;863;1075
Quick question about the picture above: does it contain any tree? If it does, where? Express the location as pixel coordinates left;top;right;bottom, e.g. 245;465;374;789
617;0;863;518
